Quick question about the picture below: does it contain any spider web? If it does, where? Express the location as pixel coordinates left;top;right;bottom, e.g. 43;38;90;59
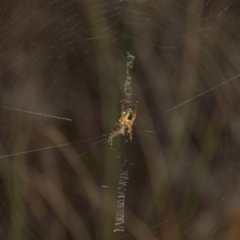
0;0;240;239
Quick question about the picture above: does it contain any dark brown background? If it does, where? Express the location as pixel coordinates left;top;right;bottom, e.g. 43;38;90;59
0;0;239;239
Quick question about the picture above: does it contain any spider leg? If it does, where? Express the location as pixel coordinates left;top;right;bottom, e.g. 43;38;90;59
134;100;139;113
108;128;122;152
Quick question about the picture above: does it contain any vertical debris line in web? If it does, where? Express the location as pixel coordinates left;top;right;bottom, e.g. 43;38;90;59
122;52;135;108
113;52;135;233
113;157;129;233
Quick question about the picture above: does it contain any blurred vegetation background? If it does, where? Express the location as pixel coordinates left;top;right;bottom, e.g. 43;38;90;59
0;0;240;239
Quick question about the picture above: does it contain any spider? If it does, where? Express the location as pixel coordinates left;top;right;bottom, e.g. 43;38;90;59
108;100;138;151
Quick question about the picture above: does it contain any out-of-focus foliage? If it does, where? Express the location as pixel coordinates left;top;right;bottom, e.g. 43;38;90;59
0;0;240;239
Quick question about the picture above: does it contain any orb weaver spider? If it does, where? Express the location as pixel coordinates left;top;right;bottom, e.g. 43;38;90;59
108;100;138;151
